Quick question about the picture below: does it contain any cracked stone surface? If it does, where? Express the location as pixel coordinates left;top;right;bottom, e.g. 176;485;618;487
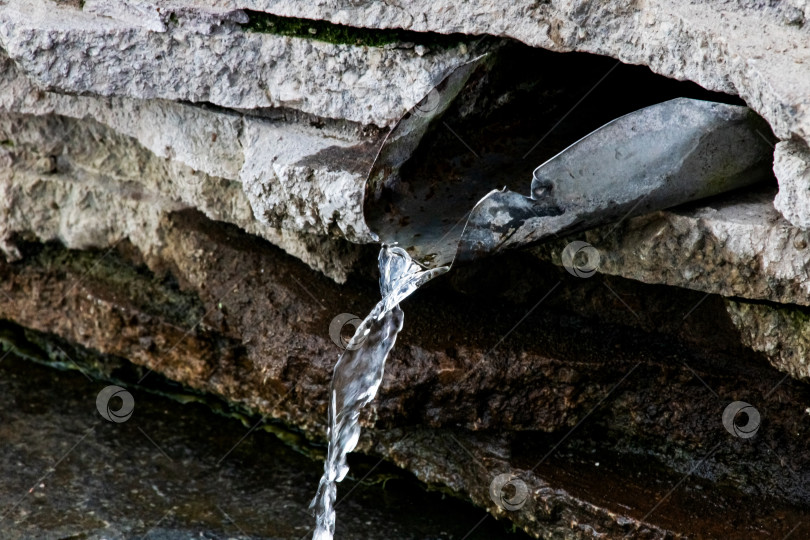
726;299;810;381
147;0;810;228
0;49;384;280
774;139;810;230
0;108;371;282
2;1;810;537
533;187;810;308
196;0;810;140
531;185;810;380
0;0;488;128
0;211;808;539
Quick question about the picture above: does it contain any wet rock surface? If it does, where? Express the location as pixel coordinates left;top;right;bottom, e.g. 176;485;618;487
2;1;810;537
0;209;808;538
0;352;528;539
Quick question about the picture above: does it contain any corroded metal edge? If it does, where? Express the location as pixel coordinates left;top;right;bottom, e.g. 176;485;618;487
362;62;776;270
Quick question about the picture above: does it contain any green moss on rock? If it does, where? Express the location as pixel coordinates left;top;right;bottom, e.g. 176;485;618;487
242;11;469;49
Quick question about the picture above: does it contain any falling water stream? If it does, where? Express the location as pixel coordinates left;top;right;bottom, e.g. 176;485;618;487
308;92;775;537
310;245;448;539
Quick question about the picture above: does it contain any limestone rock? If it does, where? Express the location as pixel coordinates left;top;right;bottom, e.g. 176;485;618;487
0;0;487;128
774;139;810;230
191;1;809;138
534;187;810;307
0;110;368;281
0;49;385;279
726;299;810;380
179;0;810;228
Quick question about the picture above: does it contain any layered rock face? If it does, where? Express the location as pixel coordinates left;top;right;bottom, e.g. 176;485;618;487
1;1;810;538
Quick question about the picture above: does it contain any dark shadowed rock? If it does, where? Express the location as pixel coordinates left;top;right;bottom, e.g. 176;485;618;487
0;209;808;538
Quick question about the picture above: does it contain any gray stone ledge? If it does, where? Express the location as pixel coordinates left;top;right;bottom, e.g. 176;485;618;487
0;0;487;128
534;187;810;307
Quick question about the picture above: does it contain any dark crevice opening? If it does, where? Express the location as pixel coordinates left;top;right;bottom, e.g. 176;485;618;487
241;10;483;49
366;42;776;264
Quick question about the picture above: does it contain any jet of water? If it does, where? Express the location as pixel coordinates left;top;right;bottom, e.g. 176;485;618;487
310;245;448;540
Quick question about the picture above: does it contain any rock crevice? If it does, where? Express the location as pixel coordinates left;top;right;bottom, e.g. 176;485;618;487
1;1;810;538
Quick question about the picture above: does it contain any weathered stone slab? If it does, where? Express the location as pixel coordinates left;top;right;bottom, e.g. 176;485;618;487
726;299;810;381
0;210;808;539
774;139;810;231
532;185;810;378
0;110;369;281
200;0;810;141
534;187;810;307
159;0;810;228
0;0;487;128
0;49;387;278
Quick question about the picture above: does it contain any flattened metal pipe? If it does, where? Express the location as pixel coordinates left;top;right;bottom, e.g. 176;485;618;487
363;51;775;271
452;98;774;265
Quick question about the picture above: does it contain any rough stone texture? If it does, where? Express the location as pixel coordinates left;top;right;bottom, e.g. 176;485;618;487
163;0;810;228
0;0;487;128
0;49;388;280
533;186;810;308
237;115;376;242
531;186;810;379
0;108;372;281
204;0;810;140
774;139;810;230
2;1;810;537
0;48;383;240
0;351;527;539
0;59;245;180
0;211;808;538
726;299;810;381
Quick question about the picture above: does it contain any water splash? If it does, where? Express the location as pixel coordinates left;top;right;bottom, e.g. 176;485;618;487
310;245;448;539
